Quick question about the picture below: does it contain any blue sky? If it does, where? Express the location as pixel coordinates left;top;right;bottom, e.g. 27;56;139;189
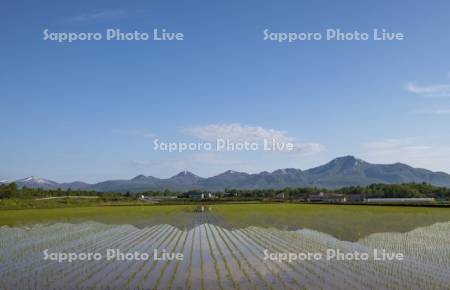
1;0;450;182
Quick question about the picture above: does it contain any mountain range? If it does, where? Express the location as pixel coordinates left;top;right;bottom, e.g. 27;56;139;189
6;156;450;192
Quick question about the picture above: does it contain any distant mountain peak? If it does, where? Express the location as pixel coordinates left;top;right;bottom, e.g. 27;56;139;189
329;155;366;167
305;155;368;176
219;170;247;175
272;168;301;174
18;176;55;185
274;168;288;174
8;156;450;192
172;171;199;178
132;174;150;181
331;155;361;162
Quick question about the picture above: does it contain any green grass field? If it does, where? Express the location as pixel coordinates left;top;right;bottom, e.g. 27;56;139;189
0;197;148;210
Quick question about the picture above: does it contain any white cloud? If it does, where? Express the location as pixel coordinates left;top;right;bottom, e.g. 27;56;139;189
362;138;450;172
406;82;450;97
185;123;292;143
184;123;324;154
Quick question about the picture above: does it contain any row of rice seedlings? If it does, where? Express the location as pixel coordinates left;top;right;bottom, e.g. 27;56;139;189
260;227;367;289
187;225;203;290
264;226;448;289
260;227;379;289
196;224;219;290
2;222;106;262
39;225;137;277
77;225;163;288
0;223;68;251
217;225;276;289
262;227;391;289
152;230;189;289
97;225;171;289
45;226;143;286
163;228;191;290
330;229;449;289
16;222;113;255
209;224;254;289
205;223;227;290
206;224;242;289
0;223;130;289
259;227;372;289
108;224;176;288
293;230;386;289
293;228;393;288
360;222;450;269
7;223;116;277
47;224;147;289
95;224;173;289
126;225;179;288
240;227;321;290
93;225;167;288
136;226;183;287
6;223;133;277
207;223;238;290
2;221;449;289
198;223;205;290
264;229;334;288
229;228;289;289
0;223;80;246
357;224;450;287
139;228;185;288
242;228;315;289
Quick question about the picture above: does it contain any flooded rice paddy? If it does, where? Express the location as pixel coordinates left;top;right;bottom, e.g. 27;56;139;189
1;204;449;289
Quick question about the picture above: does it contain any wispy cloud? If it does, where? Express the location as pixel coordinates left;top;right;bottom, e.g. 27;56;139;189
67;9;128;23
362;138;450;172
414;108;450;115
366;138;413;150
365;138;432;153
184;123;324;154
406;82;450;97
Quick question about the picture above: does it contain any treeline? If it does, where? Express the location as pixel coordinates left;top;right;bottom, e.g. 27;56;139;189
137;189;179;197
338;183;450;200
0;183;123;199
1;182;449;201
223;183;450;200
137;183;450;200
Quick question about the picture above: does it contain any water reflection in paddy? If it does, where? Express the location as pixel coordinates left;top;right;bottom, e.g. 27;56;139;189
1;204;450;241
1;220;449;289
